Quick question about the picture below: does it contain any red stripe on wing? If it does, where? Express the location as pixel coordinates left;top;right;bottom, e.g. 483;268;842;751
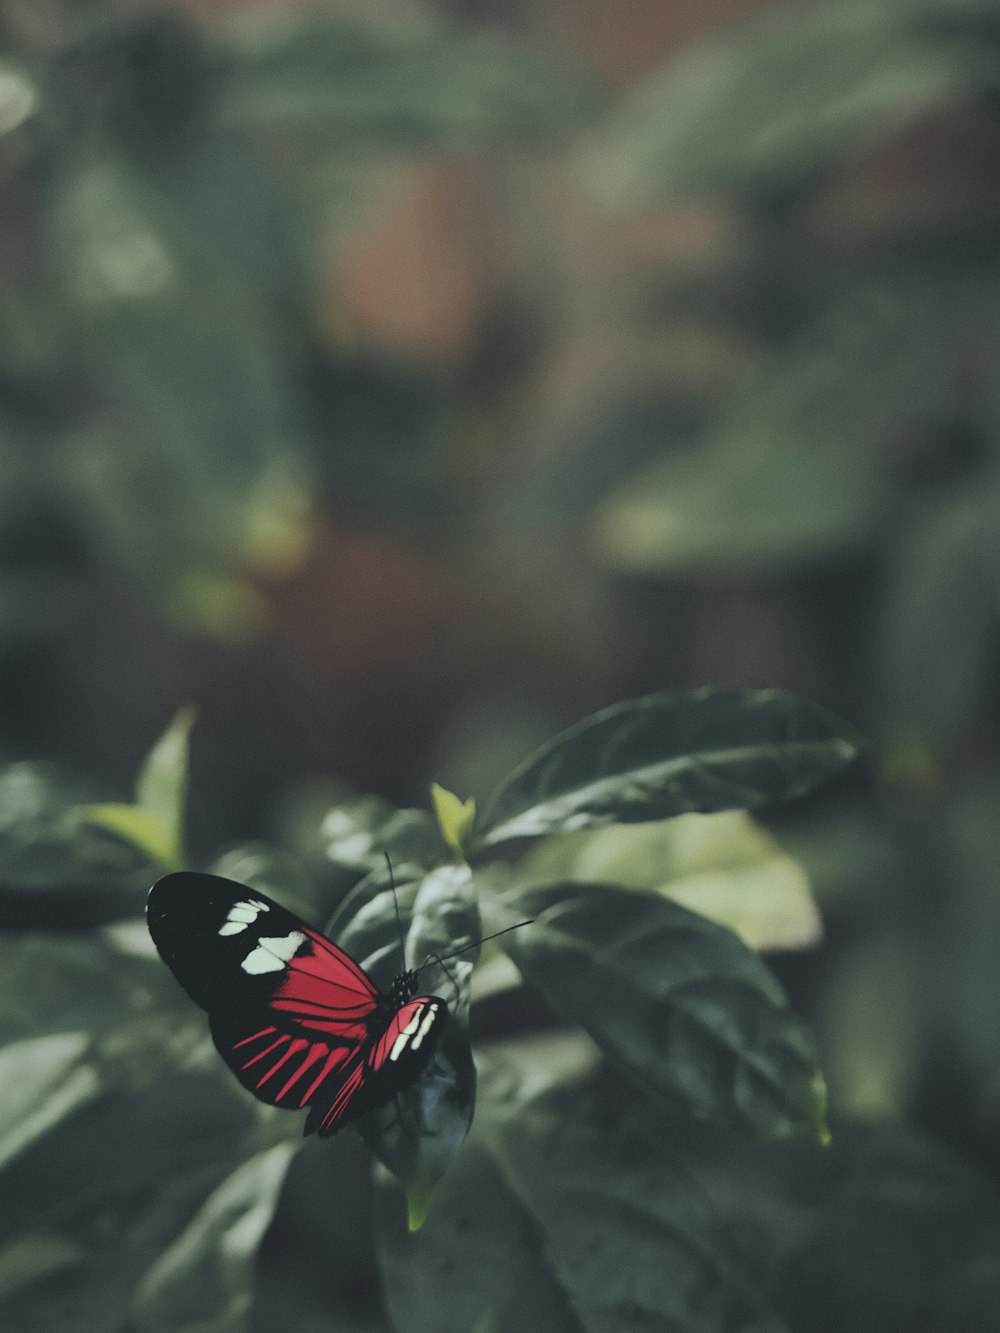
254;1036;310;1089
316;1059;367;1133
233;1025;277;1049
275;1041;329;1104
211;1013;362;1125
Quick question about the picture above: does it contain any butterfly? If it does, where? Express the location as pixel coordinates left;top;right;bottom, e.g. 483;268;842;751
146;870;449;1136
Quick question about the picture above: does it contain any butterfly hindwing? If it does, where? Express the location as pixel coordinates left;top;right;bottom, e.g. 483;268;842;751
147;871;449;1135
209;1008;365;1127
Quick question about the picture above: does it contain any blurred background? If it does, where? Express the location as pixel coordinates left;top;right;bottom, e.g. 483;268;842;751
3;0;1000;1327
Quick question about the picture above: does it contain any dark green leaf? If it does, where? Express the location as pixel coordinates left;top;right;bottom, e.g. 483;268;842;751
378;1138;582;1333
873;485;1000;768
326;859;424;986
406;864;480;1023
47;144;305;598
773;1127;1000;1333
378;1079;763;1332
332;864;480;1216
484;880;827;1140
135;706;195;855
0;762;156;926
589;3;991;200
217;19;601;145
129;1142;297;1332
318;799;446;885
66;305;297;589
0;1234;83;1307
208;842;321;923
941;785;1000;1091
0;927;293;1331
474;689;860;850
624;1107;1000;1332
0;927;170;1038
519;811;821;953
360;1019;476;1232
0;1033;100;1171
0;930;209;1172
596;407;886;575
597;265;982;575
0;1070;269;1332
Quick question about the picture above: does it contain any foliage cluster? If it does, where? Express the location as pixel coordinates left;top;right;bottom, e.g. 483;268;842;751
1;0;1000;1330
3;689;865;1331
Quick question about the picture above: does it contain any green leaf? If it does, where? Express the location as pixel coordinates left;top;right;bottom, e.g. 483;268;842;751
770;1127;1000;1333
0;929;291;1330
0;1234;83;1306
135;706;195;834
405;863;480;1023
208;842;321;921
521;811;821;953
76;804;177;871
0;938;217;1179
0;1033;100;1172
714;1121;1000;1332
0;762;155;926
378;1141;582;1332
0;929;170;1040
587;2;992;201
873;485;1000;776
362;1020;476;1232
47;143;307;599
0;1070;268;1331
815;933;926;1119
78;708;195;869
595;417;886;576
940;785;1000;1095
474;688;860;850
332;863;480;1216
378;1080;763;1331
430;782;476;858
129;1142;297;1332
483;879;828;1140
596;270;980;576
217;18;601;145
322;801;447;875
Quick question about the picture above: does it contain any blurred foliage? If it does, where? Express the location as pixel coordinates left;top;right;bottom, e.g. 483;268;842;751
0;0;601;640
1;0;1000;1328
534;0;1000;1329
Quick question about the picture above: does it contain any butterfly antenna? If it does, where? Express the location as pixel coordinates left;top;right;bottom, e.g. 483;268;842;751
385;853;407;965
417;919;533;976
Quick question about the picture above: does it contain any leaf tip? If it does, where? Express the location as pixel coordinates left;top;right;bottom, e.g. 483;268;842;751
811;1069;831;1146
403;1171;438;1231
430;782;476;857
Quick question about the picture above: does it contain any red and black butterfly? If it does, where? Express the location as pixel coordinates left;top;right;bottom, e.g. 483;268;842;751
146;871;448;1136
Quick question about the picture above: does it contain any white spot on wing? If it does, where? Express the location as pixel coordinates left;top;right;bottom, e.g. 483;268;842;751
388;1002;439;1061
410;1004;439;1051
241;930;306;975
218;899;270;937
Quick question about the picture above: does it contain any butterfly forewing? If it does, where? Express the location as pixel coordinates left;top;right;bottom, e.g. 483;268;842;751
147;871;448;1135
147;872;377;1011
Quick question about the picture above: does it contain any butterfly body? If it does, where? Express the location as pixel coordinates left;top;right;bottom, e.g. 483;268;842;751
147;871;447;1135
